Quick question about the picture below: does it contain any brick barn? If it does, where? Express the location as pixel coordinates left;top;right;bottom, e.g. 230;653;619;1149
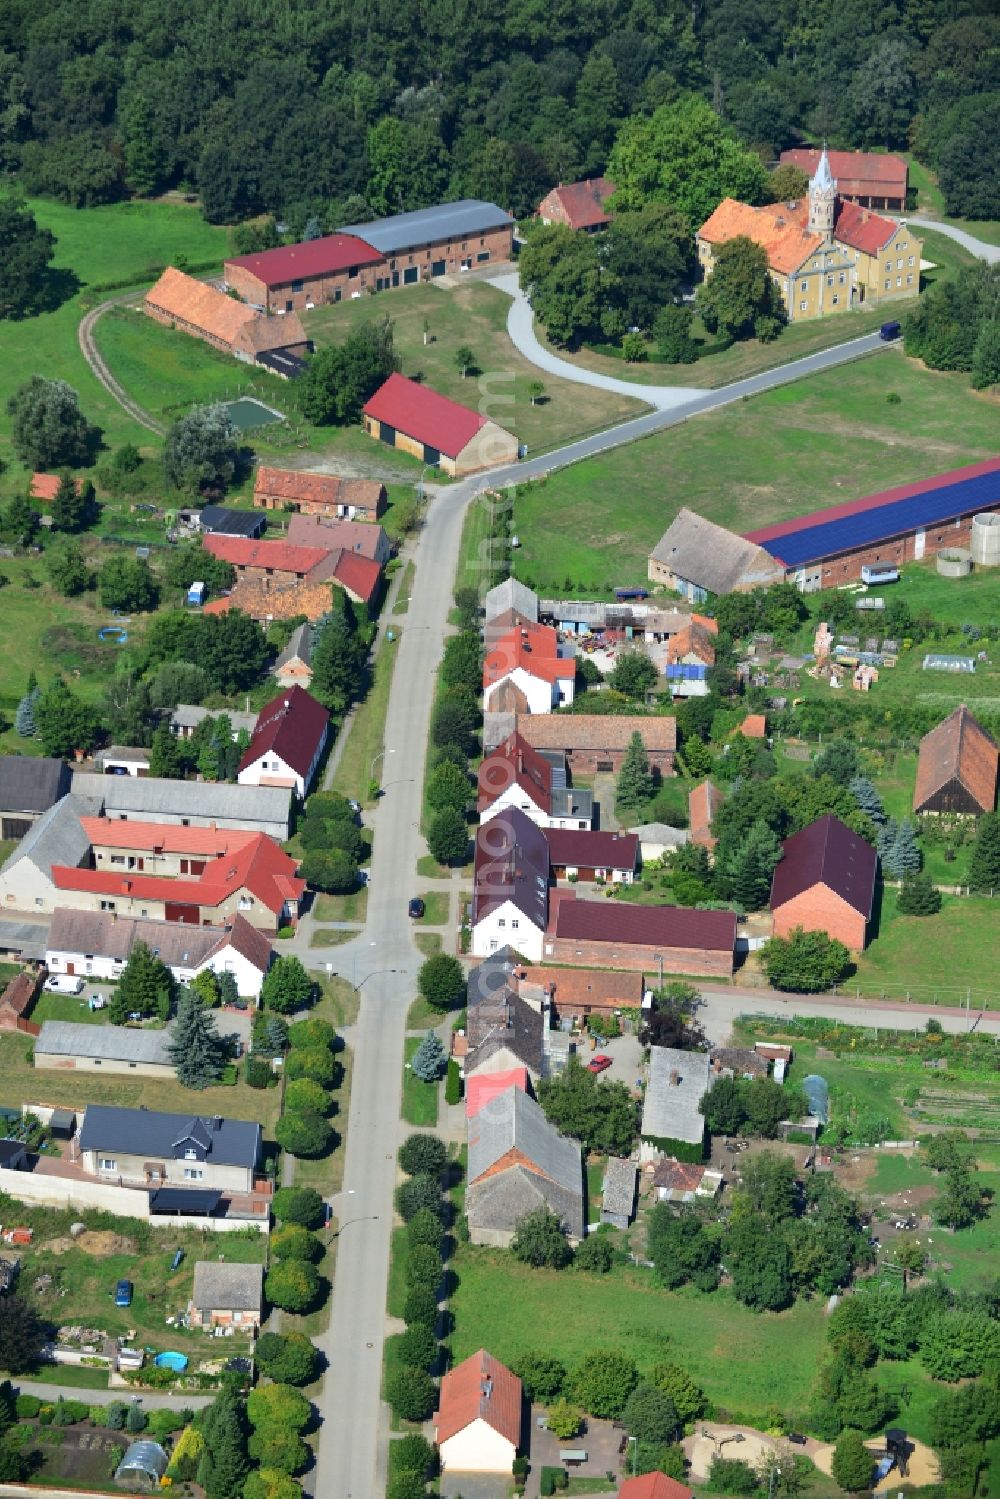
225;234;385;314
253;466;387;521
144;266;307;363
779;149;907;210
537;178;616;231
363;373;518;476
745;456;1000;591
512;713;677;775
913;703;999;815
770;814;877;951
545;894;736;978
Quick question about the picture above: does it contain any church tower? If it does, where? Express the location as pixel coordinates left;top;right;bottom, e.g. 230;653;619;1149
808;145;837;238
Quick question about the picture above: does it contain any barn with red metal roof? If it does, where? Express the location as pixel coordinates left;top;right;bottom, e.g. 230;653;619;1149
363;373;518;476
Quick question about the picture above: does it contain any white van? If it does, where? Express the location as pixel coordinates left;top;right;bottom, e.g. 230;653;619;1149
43;974;85;996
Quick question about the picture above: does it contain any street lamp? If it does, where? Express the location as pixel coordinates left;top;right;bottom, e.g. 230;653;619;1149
416;464;432;502
352;962;399;989
653;952;664;989
627;1436;638;1477
333;1214;380;1238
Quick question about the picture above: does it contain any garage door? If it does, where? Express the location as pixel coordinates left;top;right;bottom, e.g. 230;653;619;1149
403;266;418;284
431;260;446;277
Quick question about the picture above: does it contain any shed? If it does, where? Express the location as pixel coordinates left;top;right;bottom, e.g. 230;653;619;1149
186;581;206;606
48;1109;76;1139
601;1157;637;1229
913;704;998;816
363;373;518;477
189;1260;264;1328
115;1441;168;1490
770;814;877;952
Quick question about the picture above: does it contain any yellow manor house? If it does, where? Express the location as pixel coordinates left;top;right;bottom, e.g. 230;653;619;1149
697;147;922;322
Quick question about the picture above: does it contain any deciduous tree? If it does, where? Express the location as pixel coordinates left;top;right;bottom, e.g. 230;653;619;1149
8;377;94;469
511;1207;572;1268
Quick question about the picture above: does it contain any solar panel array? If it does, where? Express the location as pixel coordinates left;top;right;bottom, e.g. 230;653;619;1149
758;468;1000;569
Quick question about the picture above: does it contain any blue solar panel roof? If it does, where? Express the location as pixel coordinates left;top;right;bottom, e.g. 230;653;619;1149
759;468;1000;568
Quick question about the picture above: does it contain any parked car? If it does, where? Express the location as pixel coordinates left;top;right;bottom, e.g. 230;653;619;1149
43;975;84;996
588;1055;613;1074
408;898;425;919
114;1279;133;1307
879;320;901;340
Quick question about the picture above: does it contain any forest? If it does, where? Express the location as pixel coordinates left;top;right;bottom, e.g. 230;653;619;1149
0;0;996;231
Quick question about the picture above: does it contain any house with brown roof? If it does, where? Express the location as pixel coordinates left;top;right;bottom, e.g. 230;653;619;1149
538;177;616;232
144;267;307;363
697;148;921;323
30;473;82;505
546;828;638;883
471;809;550;961
514;713;677;775
689;780;723;851
518;964;644;1020
651;1158;721;1203
0;972;39;1034
770;814;877;951
363;373;518;477
237;686;329;798
779;149;907;210
478;732;593;830
285;513;391;565
205;547;382;622
666;619;716;669
434;1349;523;1476
913;704;998;816
648;509;784;601
740;714;767;740
253;467;387;522
546;894;736;978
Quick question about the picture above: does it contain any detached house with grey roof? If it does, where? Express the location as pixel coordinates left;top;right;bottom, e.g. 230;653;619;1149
466;1086;583;1246
77;1105;261;1193
0;757;71;840
641;1047;711;1160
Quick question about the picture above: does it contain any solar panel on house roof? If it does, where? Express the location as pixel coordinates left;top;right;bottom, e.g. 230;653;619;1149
754;466;1000;568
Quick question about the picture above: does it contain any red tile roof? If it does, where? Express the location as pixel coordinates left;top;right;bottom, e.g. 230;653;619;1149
699;197;822;276
539;178;616;230
619;1473;693;1499
651;1159;706;1192
523;965;644;1009
364;373;490;459
147;266;257;345
202;596;231;615
546;829;638;871
239;686;329;780
914;703;999;814
771;814;876;920
740;714;767;739
779;149;907;199
834;199;897;256
53;833;303;917
434;1349;522;1449
80;819;241;856
253;467;386;515
203;534;327;576
745;456;1000;548
484;623;575;688
465;1068;529;1118
689;780;723;848
329;548;381;606
31;473;80;503
226;233;382;288
478;732;554;813
554;896;736;952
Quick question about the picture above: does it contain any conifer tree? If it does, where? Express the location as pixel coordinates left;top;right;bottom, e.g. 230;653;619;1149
14;685;39;738
411;1032;447;1081
897;871;941;916
167;988;228;1089
617;731;655;807
110;941;173;1024
968;812;1000;893
849;776;886;826
197;1389;250;1499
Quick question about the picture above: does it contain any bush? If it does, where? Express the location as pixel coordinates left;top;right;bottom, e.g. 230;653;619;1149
245;1055;273;1088
272;1186;326;1229
407;1207;444;1250
395;1174;445;1223
392;1432;436;1479
146;1409;189;1440
284;1078;331;1116
286;1016;337;1051
265;1260;321;1313
574;1234;615;1274
275;1109;333;1158
51;1398;89;1426
248;1430;310;1475
104;1402;129;1431
406;1244;443;1290
708;1457;759;1495
385;1366;437;1423
445;1058;462;1105
254;1332;319;1388
403;1285;439;1330
284;1046;336;1087
247;1382;311;1434
417;953;466;1011
510;1351;566;1401
398;1133;447;1178
394;1323;438;1372
271;1224;323;1262
126;1402;148;1433
15;1394;41;1419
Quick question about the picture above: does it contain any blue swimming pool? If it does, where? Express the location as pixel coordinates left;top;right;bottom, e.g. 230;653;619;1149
154;1351;188;1372
98;626;128;644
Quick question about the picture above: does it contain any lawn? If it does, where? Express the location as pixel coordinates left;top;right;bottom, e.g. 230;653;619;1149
414;932;443;957
331;629;402;808
402;1035;439;1126
0;198;230;482
313;889;368;924
510;355;1000;595
855;890;1000;1005
0;1031;281;1132
417;891;449;925
309;926;355;947
30;992;111;1026
449;1249;827;1422
304;281;645;454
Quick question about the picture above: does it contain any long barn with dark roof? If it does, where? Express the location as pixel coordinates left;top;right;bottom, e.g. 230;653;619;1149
745;456;1000;591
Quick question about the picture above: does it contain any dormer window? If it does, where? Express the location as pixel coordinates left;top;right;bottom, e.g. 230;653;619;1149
184;1148;198;1160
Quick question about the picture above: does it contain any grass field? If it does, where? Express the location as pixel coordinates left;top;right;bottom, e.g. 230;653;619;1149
0;198;230;481
313;889;368;924
0;1030;281;1133
29;992;110;1026
304;281;645;453
402;1035;439;1126
855;890;1000;1005
449;1250;827;1421
331;629;402;808
510;355;1000;594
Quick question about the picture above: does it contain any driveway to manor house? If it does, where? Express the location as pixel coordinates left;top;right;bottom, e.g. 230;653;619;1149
902;217;1000;265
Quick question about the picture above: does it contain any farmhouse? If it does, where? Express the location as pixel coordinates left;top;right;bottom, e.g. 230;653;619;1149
538;177;616;231
0;757;71;841
478;732;593;829
521;964;645;1021
466;1085;584;1245
253;467;387;521
237;686;330;798
45;908;272;997
914;704;998;815
71;774;293;841
697;150;922;323
465;950;546;1080
513;713;677;775
286;513;392;565
545;895;736;978
484;578;538;627
745;456;1000;590
77;1105;261;1193
144;266;308;363
770;814;877;951
206;551;381;621
471;809;550;960
0;795;96;915
641;1046;711;1154
648;508;783;601
225;233;384;312
434;1349;522;1478
34;1020;175;1079
779;148;908;210
483;623;576;715
51;822;304;932
189;1261;264;1330
546;828;638;883
363;373;518;476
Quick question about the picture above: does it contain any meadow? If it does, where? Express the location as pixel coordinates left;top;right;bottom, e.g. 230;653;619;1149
510;355;1000;595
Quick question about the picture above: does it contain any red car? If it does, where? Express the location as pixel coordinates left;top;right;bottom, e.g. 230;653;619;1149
588;1054;613;1074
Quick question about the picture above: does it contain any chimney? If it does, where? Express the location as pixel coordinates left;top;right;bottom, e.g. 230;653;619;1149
483;1376;493;1400
669;1069;681;1087
213;1116;223;1131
